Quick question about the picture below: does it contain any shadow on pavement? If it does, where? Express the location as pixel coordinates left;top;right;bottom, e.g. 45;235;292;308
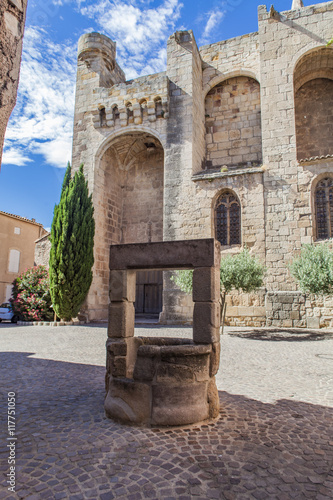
0;351;332;499
231;328;333;341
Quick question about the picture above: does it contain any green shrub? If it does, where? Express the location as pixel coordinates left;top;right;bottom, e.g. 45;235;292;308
10;266;53;321
172;247;266;332
289;243;333;295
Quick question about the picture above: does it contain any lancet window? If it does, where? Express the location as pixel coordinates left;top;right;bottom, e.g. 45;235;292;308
215;191;241;246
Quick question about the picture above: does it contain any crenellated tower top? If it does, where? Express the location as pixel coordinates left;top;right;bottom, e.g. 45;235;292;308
77;32;125;88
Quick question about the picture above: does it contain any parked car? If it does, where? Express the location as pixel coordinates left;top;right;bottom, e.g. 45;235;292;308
0;303;18;323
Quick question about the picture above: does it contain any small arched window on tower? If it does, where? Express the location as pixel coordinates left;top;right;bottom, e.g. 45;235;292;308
154;97;163;118
99;106;106;127
315;177;333;240
140;99;148;119
126;102;134;123
112;105;120;122
215;190;241;246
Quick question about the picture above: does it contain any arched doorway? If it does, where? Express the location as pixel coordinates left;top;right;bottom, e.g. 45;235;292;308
90;131;164;320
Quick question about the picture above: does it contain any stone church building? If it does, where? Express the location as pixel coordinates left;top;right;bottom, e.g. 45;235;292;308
71;0;333;328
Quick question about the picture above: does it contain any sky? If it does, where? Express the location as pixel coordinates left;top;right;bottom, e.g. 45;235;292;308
0;0;324;229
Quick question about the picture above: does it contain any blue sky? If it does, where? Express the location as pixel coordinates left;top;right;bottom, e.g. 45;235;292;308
0;0;322;229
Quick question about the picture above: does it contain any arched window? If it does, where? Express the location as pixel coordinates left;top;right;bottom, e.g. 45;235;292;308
154;97;163;118
215;191;241;246
315;177;333;240
99;106;106;127
140;99;148;119
112;105;120;121
126;102;134;123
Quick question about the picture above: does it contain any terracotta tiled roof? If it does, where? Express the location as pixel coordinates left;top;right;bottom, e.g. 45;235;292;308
0;210;43;226
35;232;51;244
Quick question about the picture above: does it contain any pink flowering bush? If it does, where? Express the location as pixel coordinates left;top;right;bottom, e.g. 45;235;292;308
10;266;53;321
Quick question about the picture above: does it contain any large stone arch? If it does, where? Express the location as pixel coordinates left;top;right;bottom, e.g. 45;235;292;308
95;126;166;162
294;47;333;161
204;75;262;170
203;69;260;97
85;131;164;321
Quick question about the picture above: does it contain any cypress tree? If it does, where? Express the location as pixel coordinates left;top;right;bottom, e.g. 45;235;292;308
49;163;95;321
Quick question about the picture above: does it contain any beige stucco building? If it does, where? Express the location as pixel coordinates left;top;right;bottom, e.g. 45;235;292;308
0;211;46;304
71;1;333;328
0;0;28;166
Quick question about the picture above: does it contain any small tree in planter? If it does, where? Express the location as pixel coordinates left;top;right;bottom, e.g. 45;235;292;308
10;266;53;322
289;243;333;295
49;163;95;322
172;247;266;333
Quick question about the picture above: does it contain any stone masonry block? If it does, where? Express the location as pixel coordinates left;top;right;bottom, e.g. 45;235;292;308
108;301;135;338
106;338;127;356
134;352;157;382
105;377;151;425
193;302;220;344
207;377;220;419
193;267;220;303
109;270;136;302
157;347;211;383
111;356;127;377
151;383;209;426
210;342;221;377
307;316;320;329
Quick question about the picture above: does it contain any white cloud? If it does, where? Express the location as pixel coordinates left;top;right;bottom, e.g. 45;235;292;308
80;0;183;78
4;1;183;168
4;27;76;167
200;10;225;45
2;147;33;166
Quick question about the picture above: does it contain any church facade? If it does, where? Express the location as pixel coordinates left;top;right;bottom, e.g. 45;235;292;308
72;1;333;328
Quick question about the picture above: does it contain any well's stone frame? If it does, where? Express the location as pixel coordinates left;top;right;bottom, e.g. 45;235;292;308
105;238;221;427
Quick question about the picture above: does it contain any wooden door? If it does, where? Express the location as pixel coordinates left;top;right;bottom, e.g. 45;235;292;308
135;270;163;314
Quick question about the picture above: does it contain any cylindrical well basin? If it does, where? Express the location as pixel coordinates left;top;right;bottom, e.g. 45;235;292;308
105;337;220;426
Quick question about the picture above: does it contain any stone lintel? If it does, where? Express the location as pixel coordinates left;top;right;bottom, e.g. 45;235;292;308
109;239;221;271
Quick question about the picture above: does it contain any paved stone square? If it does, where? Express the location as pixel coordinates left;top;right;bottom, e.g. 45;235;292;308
0;323;332;499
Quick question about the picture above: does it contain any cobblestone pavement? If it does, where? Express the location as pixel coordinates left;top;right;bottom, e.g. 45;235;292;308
0;323;333;500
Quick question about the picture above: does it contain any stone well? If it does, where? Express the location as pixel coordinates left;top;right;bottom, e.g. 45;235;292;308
105;239;221;427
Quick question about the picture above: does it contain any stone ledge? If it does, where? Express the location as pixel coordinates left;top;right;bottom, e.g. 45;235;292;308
192;166;264;182
17;321;86;327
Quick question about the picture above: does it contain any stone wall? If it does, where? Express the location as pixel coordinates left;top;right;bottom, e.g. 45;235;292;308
34;233;51;268
266;291;333;329
0;0;28;165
